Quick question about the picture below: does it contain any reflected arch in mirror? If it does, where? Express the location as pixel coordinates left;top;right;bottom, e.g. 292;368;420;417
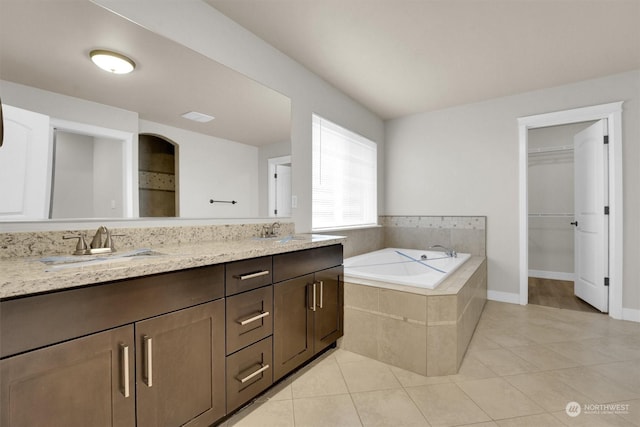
138;133;179;217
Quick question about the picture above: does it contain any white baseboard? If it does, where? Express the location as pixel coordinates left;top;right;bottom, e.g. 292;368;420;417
528;270;574;281
622;308;640;323
487;290;520;305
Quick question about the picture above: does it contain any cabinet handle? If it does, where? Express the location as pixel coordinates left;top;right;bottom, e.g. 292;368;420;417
234;270;270;280
119;343;130;398
318;281;324;309
310;282;317;311
143;335;153;387
238;310;270;326
237;363;270;384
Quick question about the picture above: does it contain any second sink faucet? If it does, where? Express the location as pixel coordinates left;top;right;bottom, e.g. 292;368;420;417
261;222;281;238
429;244;457;258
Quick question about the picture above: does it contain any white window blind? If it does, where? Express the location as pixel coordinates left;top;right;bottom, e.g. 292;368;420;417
312;114;377;230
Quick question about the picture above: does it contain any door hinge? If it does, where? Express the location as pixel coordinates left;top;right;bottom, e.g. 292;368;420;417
604;277;610;287
274;173;278;179
603;135;609;144
604;206;609;215
274;209;278;215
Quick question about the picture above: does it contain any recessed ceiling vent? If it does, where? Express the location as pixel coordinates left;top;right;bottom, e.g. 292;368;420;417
181;111;215;123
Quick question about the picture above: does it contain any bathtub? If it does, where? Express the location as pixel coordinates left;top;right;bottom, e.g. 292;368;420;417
344;247;471;291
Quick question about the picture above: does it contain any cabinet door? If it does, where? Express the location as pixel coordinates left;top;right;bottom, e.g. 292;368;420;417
314;266;344;354
0;325;135;427
136;300;225;427
273;274;314;381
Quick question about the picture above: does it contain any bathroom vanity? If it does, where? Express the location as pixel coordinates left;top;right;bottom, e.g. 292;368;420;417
0;235;344;427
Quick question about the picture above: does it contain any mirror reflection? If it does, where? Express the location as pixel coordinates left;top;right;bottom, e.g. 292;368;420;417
0;0;291;221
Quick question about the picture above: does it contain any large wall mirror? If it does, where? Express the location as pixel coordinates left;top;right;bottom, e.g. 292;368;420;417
0;0;291;222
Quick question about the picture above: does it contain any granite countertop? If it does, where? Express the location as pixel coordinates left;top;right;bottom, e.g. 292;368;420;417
0;234;346;299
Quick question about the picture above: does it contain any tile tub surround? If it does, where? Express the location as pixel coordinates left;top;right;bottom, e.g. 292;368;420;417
341;256;487;376
381;215;486;257
0;230;344;299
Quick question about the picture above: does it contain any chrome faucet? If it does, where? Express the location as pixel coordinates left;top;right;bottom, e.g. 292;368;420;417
65;226;120;255
429;244;457;258
260;221;281;238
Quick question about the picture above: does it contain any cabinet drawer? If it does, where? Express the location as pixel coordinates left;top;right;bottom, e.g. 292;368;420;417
226;256;273;296
273;245;343;283
226;286;273;355
226;336;273;413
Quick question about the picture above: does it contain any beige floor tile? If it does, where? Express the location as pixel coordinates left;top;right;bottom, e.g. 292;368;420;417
543;341;612;366
553;366;640;403
617;399;640;426
456;377;544;420
228;399;294;427
581;336;640;362
406;382;491;426
592;360;640;395
290;357;349;399
471;348;539;376
255;377;293;402
504;371;594;412
449;355;497;383
479;328;539;348
293;394;362;427
351;388;428;427
339;358;402;393
466;332;502;352
495;413;565;427
551;409;637;426
507;344;580;370
390;365;451;388
334;348;373;365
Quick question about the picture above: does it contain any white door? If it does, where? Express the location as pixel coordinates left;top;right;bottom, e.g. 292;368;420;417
573;120;608;312
0;105;51;219
274;164;292;217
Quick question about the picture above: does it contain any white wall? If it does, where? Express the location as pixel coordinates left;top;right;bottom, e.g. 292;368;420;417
385;70;639;311
93;0;386;232
51;132;94;218
139;120;260;218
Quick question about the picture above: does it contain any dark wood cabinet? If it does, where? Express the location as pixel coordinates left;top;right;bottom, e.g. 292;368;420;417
273;245;344;381
1;325;135;427
1;243;343;426
313;265;344;354
136;300;225;427
273;274;315;380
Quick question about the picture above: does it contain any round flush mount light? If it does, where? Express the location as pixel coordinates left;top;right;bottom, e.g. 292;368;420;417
89;49;135;74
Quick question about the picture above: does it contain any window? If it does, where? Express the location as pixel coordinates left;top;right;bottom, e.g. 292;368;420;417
312;114;377;230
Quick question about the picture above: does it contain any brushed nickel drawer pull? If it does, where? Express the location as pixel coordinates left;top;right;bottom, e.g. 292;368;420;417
319;281;324;309
234;270;270;280
237;363;270;384
238;311;270;326
143;335;153;387
311;282;317;311
119;343;130;398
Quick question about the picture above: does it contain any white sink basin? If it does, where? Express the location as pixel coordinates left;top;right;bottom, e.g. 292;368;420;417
40;249;165;271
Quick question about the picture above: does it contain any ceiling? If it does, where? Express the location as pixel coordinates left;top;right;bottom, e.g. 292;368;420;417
206;0;640;120
0;0;290;146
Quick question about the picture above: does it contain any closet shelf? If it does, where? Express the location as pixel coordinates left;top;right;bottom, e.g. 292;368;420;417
528;145;573;155
528;213;574;217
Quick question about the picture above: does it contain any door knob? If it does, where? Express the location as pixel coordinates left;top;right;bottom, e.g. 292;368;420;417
570;221;578;226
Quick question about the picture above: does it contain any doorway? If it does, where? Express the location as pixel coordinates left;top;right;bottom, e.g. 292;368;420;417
518;102;624;319
268;155;292;218
527;121;602;313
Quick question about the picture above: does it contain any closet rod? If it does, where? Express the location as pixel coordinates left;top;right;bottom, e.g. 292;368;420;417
527;144;573;155
528;213;574;217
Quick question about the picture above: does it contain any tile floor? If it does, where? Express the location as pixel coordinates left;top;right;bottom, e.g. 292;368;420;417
218;301;640;427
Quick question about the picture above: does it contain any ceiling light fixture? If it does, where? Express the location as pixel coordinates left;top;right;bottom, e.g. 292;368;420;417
181;111;215;123
90;49;135;74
